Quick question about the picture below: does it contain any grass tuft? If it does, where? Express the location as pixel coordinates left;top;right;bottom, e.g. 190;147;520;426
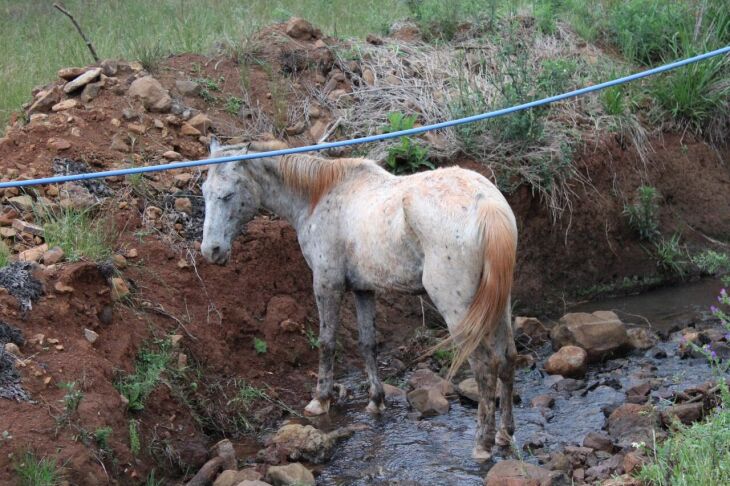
115;338;173;411
14;452;62;486
37;206;114;262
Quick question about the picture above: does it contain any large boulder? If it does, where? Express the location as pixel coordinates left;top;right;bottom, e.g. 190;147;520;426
551;311;629;362
544;345;587;378
128;76;172;112
484;460;564;486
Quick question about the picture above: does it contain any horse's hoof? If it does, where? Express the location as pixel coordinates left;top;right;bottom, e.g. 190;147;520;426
495;429;514;447
472;445;492;463
365;400;385;414
304;399;329;416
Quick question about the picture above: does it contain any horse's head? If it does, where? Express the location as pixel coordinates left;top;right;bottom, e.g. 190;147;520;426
201;139;260;265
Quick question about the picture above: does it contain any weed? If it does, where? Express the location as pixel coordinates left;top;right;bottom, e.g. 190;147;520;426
128;38;166;72
225;96;244;116
94;426;112;451
37;206;115;262
253;337;268;354
145;470;162;486
600;86;626;116
0;240;10;268
129;420;141;456
14;451;62;486
623;185;660;241
305;326;320;349
433;347;455;368
537;58;577;96
58;381;82;414
229;381;266;409
655;234;687;276
115;338;173;411
382;112;433;174
693;250;730;275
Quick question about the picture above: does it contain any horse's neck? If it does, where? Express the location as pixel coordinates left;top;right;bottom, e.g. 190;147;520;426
247;157;311;231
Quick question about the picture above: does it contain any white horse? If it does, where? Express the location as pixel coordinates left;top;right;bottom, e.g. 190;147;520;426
200;139;518;461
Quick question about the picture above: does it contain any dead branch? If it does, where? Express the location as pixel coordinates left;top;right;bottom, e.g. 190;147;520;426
53;3;100;63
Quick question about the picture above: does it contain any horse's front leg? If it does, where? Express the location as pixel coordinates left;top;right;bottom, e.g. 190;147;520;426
304;281;344;416
354;290;385;413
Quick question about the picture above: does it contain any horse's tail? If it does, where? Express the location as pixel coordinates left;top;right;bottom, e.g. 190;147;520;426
447;199;517;379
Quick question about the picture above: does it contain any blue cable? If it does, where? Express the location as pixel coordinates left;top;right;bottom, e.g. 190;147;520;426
1;45;728;189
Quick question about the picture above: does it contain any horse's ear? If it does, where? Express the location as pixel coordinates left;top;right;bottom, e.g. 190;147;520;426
209;136;221;155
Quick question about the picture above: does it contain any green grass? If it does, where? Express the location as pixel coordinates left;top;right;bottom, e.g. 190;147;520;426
38;207;114;262
129;419;141;456
0;240;10;268
14;451;63;486
115;338;174;411
94;426;113;451
253;337;268;354
655;234;688;277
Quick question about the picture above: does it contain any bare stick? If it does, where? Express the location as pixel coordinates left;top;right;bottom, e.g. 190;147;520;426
53;3;100;63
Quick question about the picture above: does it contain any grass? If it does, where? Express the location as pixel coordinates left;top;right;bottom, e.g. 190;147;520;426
253;337;268;354
0;240;10;268
115;338;174;411
37;206;115;262
624;185;661;241
14;451;63;486
692;250;730;275
129;420;141;456
655;234;688;277
58;381;82;414
93;426;112;451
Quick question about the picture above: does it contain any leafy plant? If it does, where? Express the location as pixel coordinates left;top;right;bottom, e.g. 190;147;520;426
655;234;687;276
225;96;244;115
58;382;82;414
129;420;141;456
382;112;433;174
624;185;661;241
229;381;266;409
115;338;173;411
253;337;268;354
693;250;730;275
305;326;320;349
14;452;62;486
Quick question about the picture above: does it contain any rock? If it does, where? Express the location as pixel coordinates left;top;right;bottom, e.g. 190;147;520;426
110;133;129;152
213;468;264;486
544;346;587;378
583;431;614;453
42;247;65;265
285;17;316;40
58;67;86;80
407;368;455;395
83;328;99;344
187;113;212;133
515;316;550;347
63;68;102;93
607;404;659;448
4;342;21;355
163;150;183;161
128;76;172;112
0;227;16;238
407;388;449;416
627;327;659;350
268;423;359;464
531;394;555;409
626;382;652;404
47;138;72;151
366;34;384;45
266;462;314;486
175;79;200;96
239;482;271;486
551;311;629;362
180;122;201;136
19;244;49;262
309;119;328;141
285;121;306;136
362;68;375;86
173;173;193;187
28;87;62;114
485;460;561;486
110;277;130;300
8;195;33;212
383;383;407;400
51;99;78;112
59;184;96;210
457;377;480;402
144;206;163;220
80;81;102;103
127;123;146;135
100;60;118;76
661;402;704;426
0;208;20;225
585;453;624;482
12;220;44;237
601;474;641;486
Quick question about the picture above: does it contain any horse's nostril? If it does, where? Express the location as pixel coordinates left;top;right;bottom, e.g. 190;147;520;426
211;245;221;256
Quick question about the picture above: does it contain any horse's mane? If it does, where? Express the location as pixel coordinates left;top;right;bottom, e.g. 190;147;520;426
278;153;370;208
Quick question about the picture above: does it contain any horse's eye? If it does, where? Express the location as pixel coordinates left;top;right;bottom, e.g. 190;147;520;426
220;193;233;202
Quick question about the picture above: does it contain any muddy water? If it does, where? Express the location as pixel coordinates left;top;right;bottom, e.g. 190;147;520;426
314;279;726;485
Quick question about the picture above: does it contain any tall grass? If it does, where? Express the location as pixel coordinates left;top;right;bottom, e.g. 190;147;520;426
37;206;115;262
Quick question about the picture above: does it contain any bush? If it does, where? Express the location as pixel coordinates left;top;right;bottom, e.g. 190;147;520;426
623;185;660;241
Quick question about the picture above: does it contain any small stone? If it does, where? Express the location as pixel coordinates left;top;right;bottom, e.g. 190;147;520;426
407;388;449;416
70;127;81;137
19;244;49;262
127;248;138;258
80;81;102;103
55;344;64;351
112;254;127;269
111;277;130;300
110;133;129;152
63;68;102;93
153;118;165;129
622;451;645;474
47;138;72;151
176;258;190;269
308;105;321;118
0;227;16;238
408;368;455;395
187;113;211;133
170;335;183;348
180;122;201;136
544;345;588;378
51;99;78;112
362;68;375;86
531;394;555;408
485;460;559;486
383;383;406;400
173;173;193;188
175;79;200;96
4;342;20;355
266;462;315;486
456;378;480;402
309;120;328;140
127;123;146;135
174;197;192;215
100;60;118;76
28;87;62;114
54;281;74;294
84;328;99;344
58;67;86;80
110;118;121;127
12;220;44;236
285;17;317;40
285;121;306;136
144;206;163;220
583;431;614;453
661;402;704;426
163;150;182;161
128;76;172;112
627;327;659;350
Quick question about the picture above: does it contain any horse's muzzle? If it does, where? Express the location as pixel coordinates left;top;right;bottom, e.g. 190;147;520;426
201;243;230;265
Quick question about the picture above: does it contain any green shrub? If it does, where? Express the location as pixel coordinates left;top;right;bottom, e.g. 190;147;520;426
382;112;433;174
623;185;660;241
538;58;578;96
14;452;62;486
39;207;114;262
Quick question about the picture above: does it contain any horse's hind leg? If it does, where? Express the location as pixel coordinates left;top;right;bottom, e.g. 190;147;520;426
495;304;517;447
304;282;344;416
468;345;499;462
354;290;385;413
